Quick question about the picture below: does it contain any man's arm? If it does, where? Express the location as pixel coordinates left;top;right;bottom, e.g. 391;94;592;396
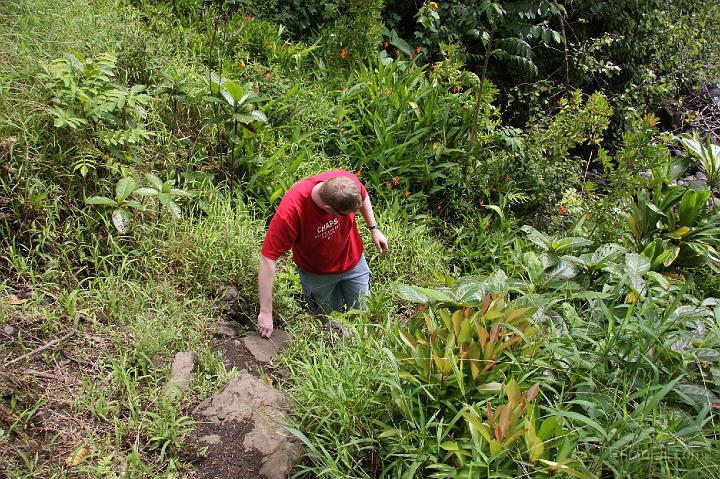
258;254;277;337
359;194;388;253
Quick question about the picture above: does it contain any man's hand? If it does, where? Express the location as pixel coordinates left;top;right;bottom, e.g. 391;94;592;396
258;311;274;338
371;228;388;253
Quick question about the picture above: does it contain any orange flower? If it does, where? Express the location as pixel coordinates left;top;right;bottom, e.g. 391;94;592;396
479;199;485;205
383;41;389;47
416;46;422;54
450;85;458;93
340;48;348;60
585;212;590;220
505;174;510;182
394;49;400;58
405;190;411;197
387;183;393;189
392;177;401;185
436;203;443;210
238;60;245;69
418;304;428;311
408;53;414;60
244;14;254;21
355;170;362;177
264;70;273;78
559;206;567;214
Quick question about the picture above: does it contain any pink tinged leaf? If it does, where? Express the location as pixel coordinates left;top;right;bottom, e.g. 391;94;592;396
526;383;541;402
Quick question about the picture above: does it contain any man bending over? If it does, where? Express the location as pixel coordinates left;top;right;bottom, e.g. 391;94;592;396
257;170;388;338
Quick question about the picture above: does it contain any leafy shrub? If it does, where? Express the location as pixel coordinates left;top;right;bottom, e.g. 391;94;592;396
42;51;153;163
496;91;612;217
337;53;474;212
378;280;591;477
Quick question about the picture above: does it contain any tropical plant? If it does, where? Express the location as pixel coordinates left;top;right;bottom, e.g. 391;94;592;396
85;176;145;233
204;72;267;183
627;186;720;272
42;51;153;154
134;173;193;220
680;133;720;193
338;52;475;211
378;280;592;477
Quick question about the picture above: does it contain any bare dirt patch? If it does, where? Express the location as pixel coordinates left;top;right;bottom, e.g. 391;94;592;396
182;419;265;479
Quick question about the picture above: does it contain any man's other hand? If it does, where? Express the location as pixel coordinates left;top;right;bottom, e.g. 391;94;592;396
371;229;388;253
258;311;273;338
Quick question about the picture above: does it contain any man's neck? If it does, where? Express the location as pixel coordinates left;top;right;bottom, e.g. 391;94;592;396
310;183;326;211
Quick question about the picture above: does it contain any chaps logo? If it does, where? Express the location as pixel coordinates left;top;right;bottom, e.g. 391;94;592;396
315;218;339;239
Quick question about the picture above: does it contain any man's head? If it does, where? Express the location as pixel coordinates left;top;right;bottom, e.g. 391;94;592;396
318;176;362;215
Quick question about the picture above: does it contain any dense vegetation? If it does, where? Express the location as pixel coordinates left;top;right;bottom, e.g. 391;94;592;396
1;0;720;477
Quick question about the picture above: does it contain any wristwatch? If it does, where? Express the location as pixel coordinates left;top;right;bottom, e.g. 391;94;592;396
368;224;380;230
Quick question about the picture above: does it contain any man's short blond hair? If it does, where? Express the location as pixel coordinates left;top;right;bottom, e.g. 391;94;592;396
319;176;362;214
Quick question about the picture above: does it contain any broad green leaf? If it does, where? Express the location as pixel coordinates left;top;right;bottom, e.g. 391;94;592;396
134;187;158;196
250;110;268;123
399;330;417;351
667;226;690;239
144;173;164;191
159;195;182;219
86;196;117;206
674;382;719;406
115;177;137;201
223;79;245;104
112;208;131;233
590;243;625;266
550;410;607;438
550;237;593;253
522;225;550;250
544;259;578;282
390;37;413;56
625;253;650;293
692;348;720;362
169;188;193;197
524;251;544;284
393;283;454;304
678;189;710;227
538;460;594;479
537;416;559;441
440;440;460;451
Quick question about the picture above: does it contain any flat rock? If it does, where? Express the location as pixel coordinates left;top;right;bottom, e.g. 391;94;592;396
214;320;243;338
165;351;198;397
193;370;301;478
193;370;289;422
242;330;292;364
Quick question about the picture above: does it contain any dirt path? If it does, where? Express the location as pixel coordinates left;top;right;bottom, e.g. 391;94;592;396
180;328;302;479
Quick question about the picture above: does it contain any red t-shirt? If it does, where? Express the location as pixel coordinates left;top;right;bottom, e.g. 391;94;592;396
261;170;367;274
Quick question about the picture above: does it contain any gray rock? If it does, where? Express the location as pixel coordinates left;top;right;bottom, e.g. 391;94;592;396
242;330;292;364
321;319;353;338
214;320;243;338
2;325;17;337
193;370;290;422
198;434;222;445
165;351;198;398
193;372;302;479
259;441;304;479
193;370;302;478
